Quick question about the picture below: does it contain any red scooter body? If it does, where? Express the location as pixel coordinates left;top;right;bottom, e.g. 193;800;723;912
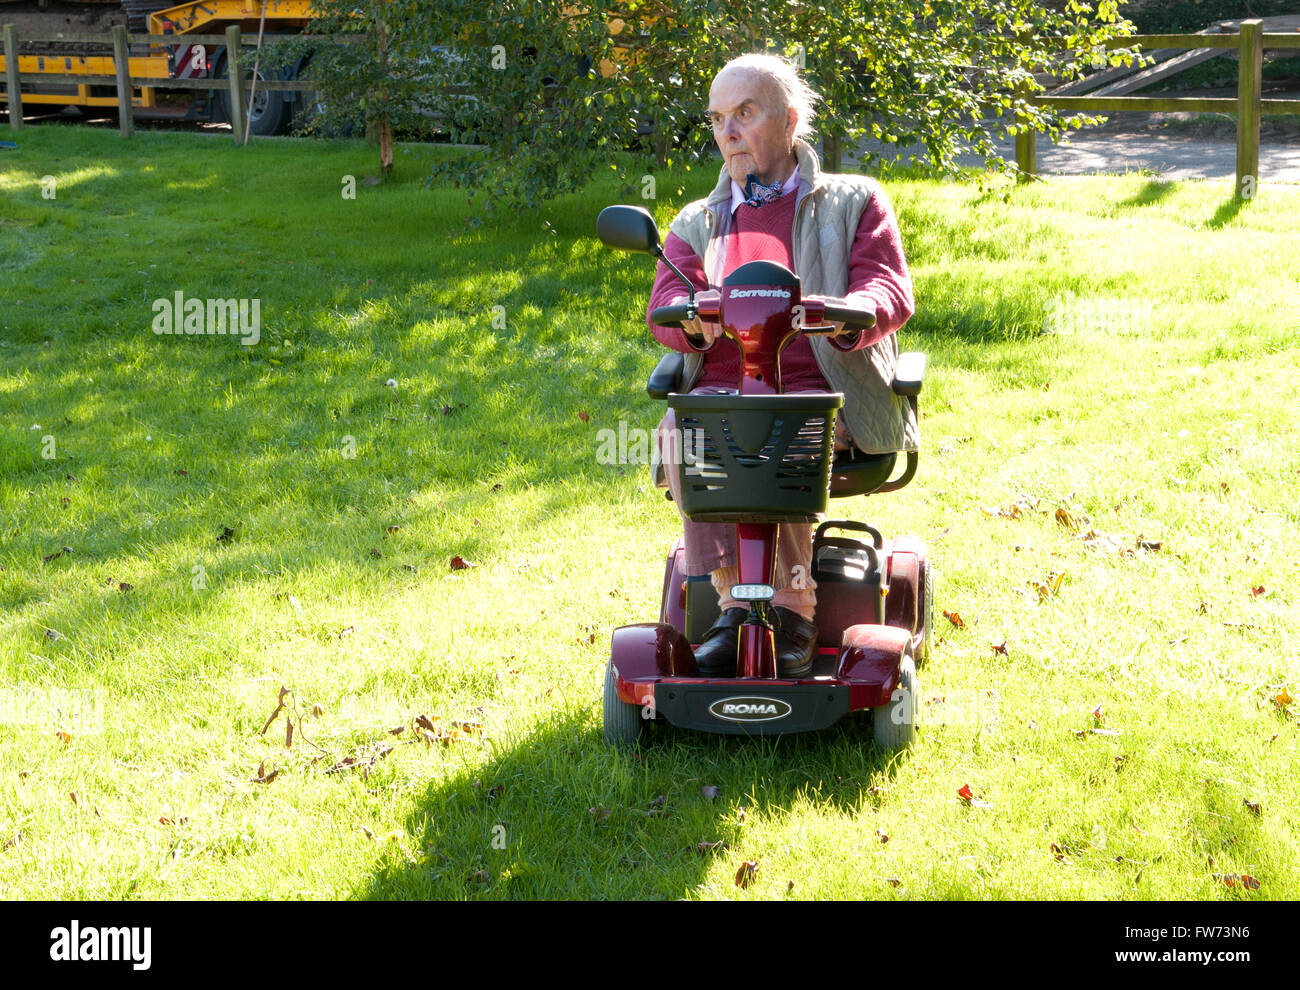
596;204;928;745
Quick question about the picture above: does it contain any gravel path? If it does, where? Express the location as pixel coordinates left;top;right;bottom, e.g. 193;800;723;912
848;94;1300;185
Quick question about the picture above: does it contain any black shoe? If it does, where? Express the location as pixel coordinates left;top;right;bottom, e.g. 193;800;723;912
774;607;817;678
693;608;746;677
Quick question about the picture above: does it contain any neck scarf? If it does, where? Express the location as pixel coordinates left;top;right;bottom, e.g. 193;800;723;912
742;173;785;208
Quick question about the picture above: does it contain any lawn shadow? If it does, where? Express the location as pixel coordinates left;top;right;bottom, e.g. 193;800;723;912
1117;179;1178;209
1204;194;1251;230
360;710;909;899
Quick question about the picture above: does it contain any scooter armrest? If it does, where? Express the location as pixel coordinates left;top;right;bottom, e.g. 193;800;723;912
647;351;685;399
892;352;926;397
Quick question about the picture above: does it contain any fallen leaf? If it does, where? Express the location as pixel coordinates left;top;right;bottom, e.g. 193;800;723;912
285;717;294;749
216;525;236;544
1243;799;1261;818
989;637;1009;656
450;556;475;570
1;831;22;852
55;730;72;746
734;860;760;888
578;410;590;424
1242;875;1261;891
251;762;280;784
883;877;902;888
1136;537;1162;552
1055;507;1082;532
875;828;889;844
1030;570;1066;599
957;783;992;809
942;610;965;629
1251;585;1265;597
1274;688;1293;708
957;783;974;801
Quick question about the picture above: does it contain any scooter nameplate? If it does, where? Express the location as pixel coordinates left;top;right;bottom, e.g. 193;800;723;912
654;683;850;735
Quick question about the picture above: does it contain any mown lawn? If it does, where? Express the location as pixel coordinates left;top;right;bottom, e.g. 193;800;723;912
1;126;1297;900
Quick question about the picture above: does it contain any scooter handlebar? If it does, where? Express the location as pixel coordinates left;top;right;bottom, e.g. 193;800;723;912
650;294;874;333
650;303;692;329
805;297;877;332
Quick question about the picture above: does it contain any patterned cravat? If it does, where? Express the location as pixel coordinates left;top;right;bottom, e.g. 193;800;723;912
742;173;784;208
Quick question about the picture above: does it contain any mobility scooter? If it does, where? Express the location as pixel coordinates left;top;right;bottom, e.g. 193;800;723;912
596;205;932;751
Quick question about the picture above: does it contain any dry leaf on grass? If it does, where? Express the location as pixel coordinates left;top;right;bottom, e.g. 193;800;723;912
1029;570;1066;599
251;762;280;785
450;556;475;570
734;860;760;888
942;610;965;629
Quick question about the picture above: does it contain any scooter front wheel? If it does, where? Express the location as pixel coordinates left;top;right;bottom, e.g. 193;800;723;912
872;650;918;752
603;661;645;748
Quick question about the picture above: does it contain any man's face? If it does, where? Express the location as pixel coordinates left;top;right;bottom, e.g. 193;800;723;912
707;68;797;186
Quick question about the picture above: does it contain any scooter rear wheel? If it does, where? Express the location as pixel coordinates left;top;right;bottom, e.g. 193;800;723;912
603;662;645;747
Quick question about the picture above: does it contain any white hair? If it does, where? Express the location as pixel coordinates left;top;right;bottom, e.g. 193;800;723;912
715;53;821;139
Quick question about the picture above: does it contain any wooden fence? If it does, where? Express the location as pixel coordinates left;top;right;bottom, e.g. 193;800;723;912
2;25;341;144
1019;19;1300;199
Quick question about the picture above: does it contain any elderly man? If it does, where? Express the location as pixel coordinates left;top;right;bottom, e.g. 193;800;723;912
647;52;916;678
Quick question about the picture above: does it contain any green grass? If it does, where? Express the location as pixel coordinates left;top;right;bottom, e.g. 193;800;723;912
1;127;1297;900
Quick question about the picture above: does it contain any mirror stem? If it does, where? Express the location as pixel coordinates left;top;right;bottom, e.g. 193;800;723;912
652;246;698;320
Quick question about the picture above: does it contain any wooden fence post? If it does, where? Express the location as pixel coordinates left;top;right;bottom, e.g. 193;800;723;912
1014;77;1037;179
1235;19;1262;200
226;25;246;145
111;24;134;137
3;24;22;131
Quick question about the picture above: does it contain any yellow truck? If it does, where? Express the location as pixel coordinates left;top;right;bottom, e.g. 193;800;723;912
1;0;315;134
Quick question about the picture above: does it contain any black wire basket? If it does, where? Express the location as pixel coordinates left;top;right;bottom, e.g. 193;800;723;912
667;393;844;523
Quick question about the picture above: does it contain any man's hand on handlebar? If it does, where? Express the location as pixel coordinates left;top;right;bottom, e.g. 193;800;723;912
672;296;724;348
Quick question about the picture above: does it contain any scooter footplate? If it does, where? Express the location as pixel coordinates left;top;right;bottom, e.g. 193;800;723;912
653;682;850;735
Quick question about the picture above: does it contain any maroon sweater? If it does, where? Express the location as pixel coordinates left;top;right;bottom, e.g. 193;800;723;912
647;184;915;392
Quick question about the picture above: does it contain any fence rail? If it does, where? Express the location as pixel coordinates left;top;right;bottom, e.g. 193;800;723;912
1019;20;1300;199
2;26;350;142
